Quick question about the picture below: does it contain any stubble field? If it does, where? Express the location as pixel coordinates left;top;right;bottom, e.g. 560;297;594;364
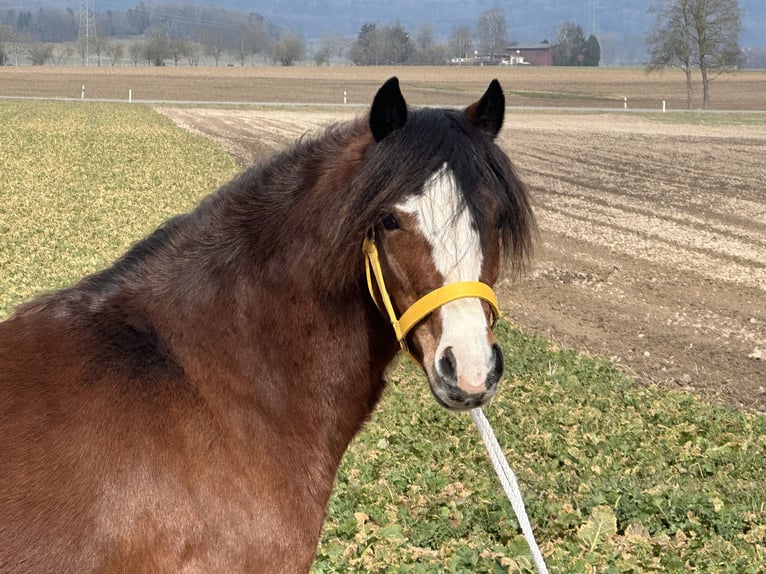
2;65;766;110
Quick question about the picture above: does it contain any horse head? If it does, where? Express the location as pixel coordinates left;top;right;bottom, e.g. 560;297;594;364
362;77;532;412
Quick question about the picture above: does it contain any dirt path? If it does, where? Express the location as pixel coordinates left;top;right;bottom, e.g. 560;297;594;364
159;107;766;414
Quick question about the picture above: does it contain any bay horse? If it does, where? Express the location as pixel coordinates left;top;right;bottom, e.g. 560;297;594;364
0;78;534;573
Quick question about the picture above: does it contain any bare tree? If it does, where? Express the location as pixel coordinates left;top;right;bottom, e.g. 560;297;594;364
648;0;696;108
476;8;507;56
106;43;124;66
145;24;171;66
28;43;54;66
271;33;304;66
51;42;76;65
413;25;446;65
689;0;742;108
93;36;107;66
129;42;143;66
0;24;11;66
201;27;225;66
169;38;186;66
380;21;413;65
183;41;202;66
315;33;345;66
449;25;473;63
648;0;742;109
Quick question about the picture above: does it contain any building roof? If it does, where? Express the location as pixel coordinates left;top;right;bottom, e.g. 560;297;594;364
506;43;556;51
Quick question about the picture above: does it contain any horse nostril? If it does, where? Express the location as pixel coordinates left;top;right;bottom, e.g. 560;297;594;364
486;343;504;390
436;346;458;385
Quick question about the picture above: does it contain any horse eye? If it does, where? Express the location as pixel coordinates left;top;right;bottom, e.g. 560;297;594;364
381;214;400;230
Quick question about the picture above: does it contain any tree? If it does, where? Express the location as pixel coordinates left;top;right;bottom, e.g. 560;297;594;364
584;34;601;66
183;41;202;66
236;18;273;66
27;43;53;66
106;42;124;66
351;22;381;65
314;33;345;66
7;28;27;66
51;42;75;65
169;38;186;66
144;23;170;66
648;0;696;107
0;24;11;65
129;42;143;66
449;25;473;63
93;36;107;66
201;27;225;66
412;25;446;65
271;33;304;66
647;0;742;109
380;21;413;65
476;8;507;55
554;22;586;65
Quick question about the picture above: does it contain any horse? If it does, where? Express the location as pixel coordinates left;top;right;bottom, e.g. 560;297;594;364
0;77;534;573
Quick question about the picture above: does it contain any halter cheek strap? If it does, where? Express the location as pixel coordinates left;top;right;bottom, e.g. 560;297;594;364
362;237;501;367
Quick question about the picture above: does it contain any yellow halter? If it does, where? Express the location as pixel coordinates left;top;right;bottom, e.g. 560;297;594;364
362;237;501;367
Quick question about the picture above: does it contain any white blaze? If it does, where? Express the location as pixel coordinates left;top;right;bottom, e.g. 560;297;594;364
399;163;493;390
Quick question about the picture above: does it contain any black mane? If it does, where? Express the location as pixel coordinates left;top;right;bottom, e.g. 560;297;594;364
349;106;534;272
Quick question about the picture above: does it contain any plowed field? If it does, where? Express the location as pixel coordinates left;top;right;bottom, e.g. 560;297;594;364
159;105;766;413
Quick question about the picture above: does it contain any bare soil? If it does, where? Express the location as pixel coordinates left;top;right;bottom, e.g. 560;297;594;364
159;105;766;414
3;66;766;110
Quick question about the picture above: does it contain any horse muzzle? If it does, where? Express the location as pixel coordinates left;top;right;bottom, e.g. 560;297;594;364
428;342;504;411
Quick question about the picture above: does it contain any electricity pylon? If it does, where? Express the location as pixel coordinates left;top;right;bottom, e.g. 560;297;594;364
78;0;97;66
588;0;600;38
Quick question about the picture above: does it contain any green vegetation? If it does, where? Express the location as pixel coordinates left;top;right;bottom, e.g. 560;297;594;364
0;101;237;317
1;102;763;572
314;321;766;572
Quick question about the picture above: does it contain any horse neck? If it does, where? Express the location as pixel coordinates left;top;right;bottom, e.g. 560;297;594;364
125;128;397;479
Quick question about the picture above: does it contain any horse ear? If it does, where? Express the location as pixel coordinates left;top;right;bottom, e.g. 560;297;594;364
465;79;505;139
370;77;408;143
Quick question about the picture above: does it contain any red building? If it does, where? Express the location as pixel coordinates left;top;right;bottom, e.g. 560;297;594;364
505;43;557;66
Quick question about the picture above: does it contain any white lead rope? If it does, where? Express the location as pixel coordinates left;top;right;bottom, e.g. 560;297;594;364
470;407;549;574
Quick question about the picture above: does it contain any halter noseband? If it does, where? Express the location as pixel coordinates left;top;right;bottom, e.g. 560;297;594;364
362;237;501;367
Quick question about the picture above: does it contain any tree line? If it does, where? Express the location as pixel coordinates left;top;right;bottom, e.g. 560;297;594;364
0;3;604;68
349;10;601;67
0;2;287;67
0;0;748;104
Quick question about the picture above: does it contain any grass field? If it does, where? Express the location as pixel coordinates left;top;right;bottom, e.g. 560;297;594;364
1;98;765;572
0;100;237;317
2;65;766;110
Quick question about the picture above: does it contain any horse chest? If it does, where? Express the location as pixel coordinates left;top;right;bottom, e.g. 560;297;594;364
92;452;324;573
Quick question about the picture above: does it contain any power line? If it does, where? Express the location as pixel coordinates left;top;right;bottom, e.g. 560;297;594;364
130;6;252;32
